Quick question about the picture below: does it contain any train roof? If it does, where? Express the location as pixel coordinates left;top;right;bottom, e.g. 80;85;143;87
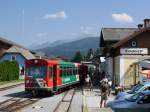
26;59;76;66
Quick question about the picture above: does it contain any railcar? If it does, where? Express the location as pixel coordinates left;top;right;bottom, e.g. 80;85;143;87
25;59;80;95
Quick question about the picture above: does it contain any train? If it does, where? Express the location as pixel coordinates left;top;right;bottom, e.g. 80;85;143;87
25;59;89;96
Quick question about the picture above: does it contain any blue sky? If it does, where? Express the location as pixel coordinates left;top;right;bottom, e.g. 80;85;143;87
0;0;150;47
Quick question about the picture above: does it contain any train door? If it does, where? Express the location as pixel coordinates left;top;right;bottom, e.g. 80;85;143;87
53;65;57;91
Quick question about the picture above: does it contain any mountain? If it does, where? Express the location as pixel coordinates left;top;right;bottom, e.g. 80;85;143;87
28;40;67;50
35;37;99;59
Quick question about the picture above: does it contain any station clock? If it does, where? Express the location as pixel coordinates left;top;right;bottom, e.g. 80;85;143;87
131;41;137;47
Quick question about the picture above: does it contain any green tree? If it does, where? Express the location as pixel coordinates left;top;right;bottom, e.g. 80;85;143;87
72;51;83;62
94;48;100;58
0;60;19;81
86;48;93;61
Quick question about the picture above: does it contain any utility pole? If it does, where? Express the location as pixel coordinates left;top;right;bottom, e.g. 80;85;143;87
22;9;24;39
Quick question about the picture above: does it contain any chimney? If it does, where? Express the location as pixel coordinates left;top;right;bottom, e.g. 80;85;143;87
144;19;150;28
137;24;143;29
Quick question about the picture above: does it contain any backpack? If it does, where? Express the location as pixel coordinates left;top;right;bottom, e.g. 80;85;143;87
101;83;108;93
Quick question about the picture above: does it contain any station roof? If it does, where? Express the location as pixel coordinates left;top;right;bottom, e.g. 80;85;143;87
101;28;137;41
0;37;25;49
113;28;150;48
5;46;35;59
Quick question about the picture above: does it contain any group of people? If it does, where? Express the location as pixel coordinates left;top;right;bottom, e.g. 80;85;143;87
100;76;112;108
84;69;112;108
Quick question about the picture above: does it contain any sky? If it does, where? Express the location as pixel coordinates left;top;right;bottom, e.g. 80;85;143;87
0;0;150;47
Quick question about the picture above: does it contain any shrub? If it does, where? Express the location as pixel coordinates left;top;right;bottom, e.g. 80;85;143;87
0;60;19;81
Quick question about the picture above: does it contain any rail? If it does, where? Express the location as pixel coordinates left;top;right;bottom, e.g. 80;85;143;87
0;92;40;112
53;89;75;112
0;83;24;91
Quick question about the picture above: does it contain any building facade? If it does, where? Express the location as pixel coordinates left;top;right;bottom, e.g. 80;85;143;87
0;45;35;79
100;19;150;87
113;28;150;86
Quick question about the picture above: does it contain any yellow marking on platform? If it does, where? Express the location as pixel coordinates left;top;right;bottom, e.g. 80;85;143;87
83;90;88;112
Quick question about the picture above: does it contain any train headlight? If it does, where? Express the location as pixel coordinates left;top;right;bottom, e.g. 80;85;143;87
34;60;38;63
26;80;29;84
43;81;47;87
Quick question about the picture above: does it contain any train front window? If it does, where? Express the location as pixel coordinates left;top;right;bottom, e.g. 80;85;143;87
26;66;46;78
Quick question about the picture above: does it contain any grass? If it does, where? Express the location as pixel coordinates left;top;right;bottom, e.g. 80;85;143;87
0;79;24;85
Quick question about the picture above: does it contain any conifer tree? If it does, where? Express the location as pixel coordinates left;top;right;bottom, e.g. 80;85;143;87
72;51;82;62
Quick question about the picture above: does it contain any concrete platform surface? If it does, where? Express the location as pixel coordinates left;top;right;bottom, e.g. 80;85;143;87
83;88;115;112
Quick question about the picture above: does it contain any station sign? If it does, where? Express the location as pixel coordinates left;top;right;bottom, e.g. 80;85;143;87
120;48;148;55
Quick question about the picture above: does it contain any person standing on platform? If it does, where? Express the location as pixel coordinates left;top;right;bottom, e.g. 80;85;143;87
100;80;109;108
108;79;112;96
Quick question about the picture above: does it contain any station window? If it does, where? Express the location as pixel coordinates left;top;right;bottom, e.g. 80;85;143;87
11;55;16;61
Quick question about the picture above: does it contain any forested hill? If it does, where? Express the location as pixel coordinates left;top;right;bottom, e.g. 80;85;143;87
36;37;99;58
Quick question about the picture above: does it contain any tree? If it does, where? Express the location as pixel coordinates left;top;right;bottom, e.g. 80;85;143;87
86;48;93;61
71;51;83;62
0;60;19;81
94;48;100;58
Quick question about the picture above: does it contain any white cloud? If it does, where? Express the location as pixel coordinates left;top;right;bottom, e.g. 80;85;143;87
43;11;67;19
71;33;77;36
36;33;47;37
80;26;97;35
112;13;133;23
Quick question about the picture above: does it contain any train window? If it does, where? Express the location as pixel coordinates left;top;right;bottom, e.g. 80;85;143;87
67;67;69;75
49;66;53;78
26;66;46;78
70;67;72;75
75;68;77;74
60;67;64;77
64;67;66;77
66;67;68;76
71;67;73;75
76;68;78;74
60;67;62;77
63;67;66;76
70;67;73;75
73;67;75;75
68;67;70;75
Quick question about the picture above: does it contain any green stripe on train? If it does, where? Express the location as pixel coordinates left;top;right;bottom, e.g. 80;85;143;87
61;75;77;85
59;60;75;67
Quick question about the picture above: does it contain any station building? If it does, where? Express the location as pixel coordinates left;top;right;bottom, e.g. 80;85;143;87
100;19;150;87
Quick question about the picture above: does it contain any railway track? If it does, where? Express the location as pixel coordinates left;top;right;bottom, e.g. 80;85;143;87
53;89;75;112
0;83;24;91
0;92;40;112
